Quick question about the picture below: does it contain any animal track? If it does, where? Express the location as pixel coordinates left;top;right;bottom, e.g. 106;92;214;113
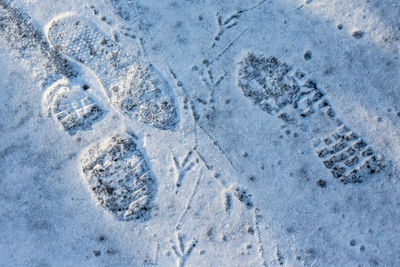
42;80;105;135
170;232;197;267
211;0;267;48
232;186;253;208
80;133;156;221
236;52;383;183
172;150;197;189
46;14;179;130
224;191;233;213
198;66;226;113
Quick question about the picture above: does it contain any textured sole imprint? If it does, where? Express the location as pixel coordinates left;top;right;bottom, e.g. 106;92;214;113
312;126;382;183
236;52;383;183
46;14;179;130
80;132;156;221
42;79;105;135
0;1;76;86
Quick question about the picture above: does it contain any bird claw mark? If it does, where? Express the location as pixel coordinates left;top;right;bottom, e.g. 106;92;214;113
212;11;241;48
88;4;140;43
224;191;233;213
170;232;197;267
199;67;227;104
211;0;267;48
192;66;227;123
172;150;197;190
117;26;137;40
201;68;227;89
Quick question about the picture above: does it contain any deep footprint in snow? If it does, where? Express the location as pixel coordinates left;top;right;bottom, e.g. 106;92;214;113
80;132;156;221
46;14;179;130
236;52;383;183
42;79;105;135
43;81;157;220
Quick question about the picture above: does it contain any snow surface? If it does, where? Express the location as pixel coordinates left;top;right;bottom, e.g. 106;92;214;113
1;0;400;266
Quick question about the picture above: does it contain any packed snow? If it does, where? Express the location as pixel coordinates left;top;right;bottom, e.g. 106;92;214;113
1;0;400;266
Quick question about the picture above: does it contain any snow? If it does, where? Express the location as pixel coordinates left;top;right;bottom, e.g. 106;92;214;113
1;0;400;266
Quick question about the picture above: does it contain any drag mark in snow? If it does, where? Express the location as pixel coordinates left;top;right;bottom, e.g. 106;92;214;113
175;169;202;231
